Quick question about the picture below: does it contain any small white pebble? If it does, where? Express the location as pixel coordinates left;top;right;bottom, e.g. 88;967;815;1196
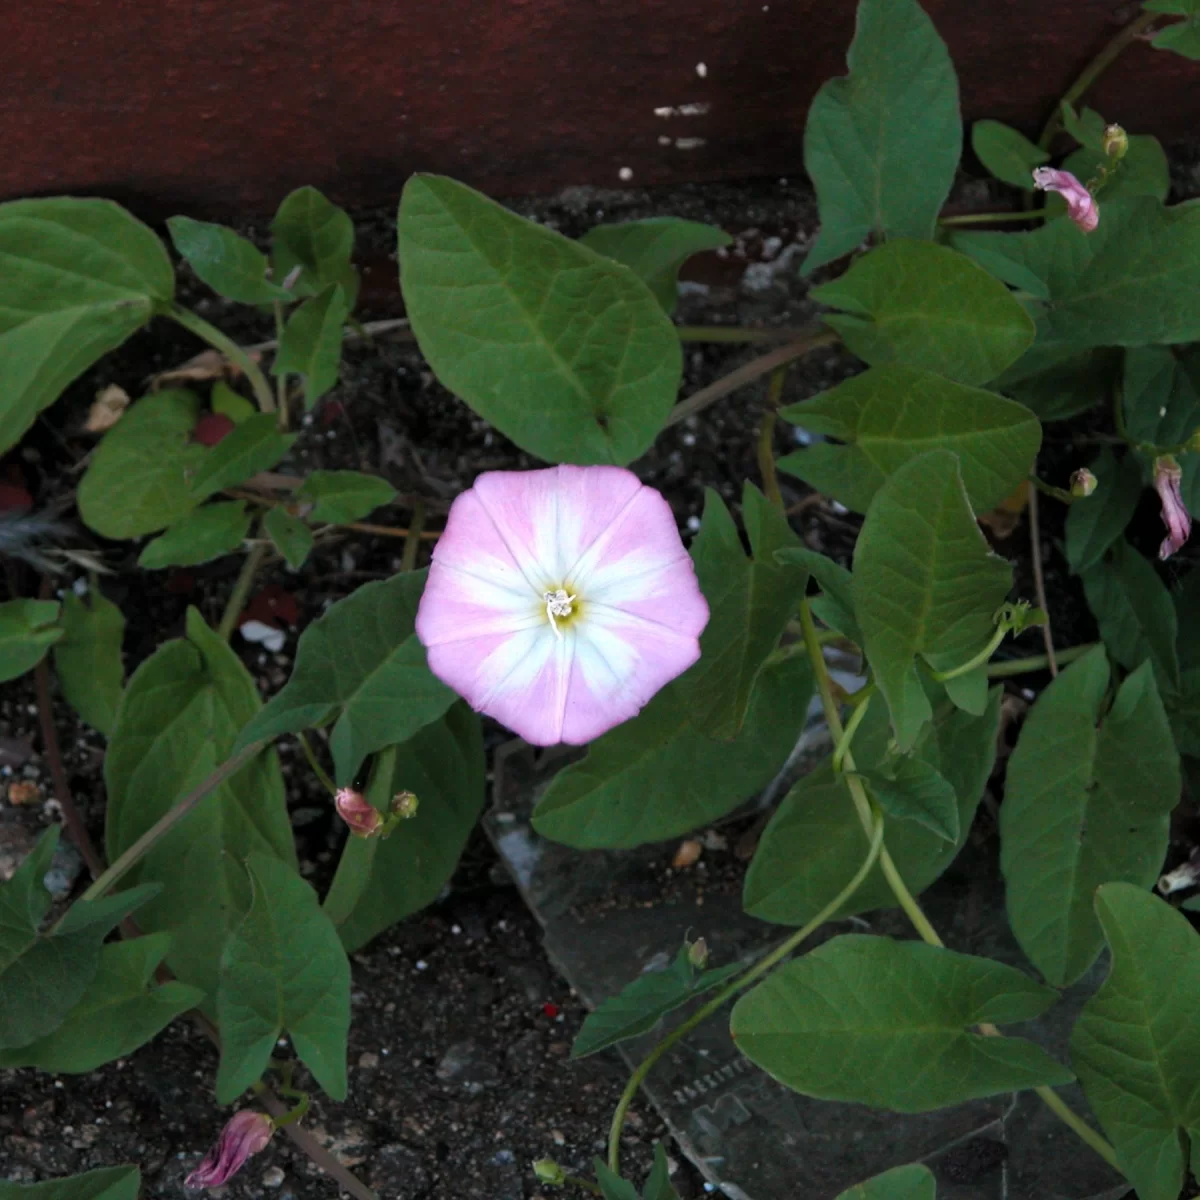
618;166;633;181
72;577;88;597
696;62;707;77
415;959;428;971
451;924;463;935
686;515;702;533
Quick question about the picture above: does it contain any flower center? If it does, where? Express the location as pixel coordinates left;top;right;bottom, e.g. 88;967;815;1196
543;588;578;638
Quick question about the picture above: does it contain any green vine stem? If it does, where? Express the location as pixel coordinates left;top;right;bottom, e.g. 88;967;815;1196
798;602;1120;1169
297;731;338;797
932;625;1008;683
217;540;269;641
987;643;1095;677
74;740;267;906
401;500;428;573
1037;10;1162;150
938;210;1046;227
606;807;887;1174
565;1176;603;1196
833;686;875;772
167;304;277;413
758;365;789;508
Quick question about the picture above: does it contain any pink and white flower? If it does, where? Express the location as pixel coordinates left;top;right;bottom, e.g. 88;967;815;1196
1154;455;1191;560
185;1111;274;1190
1032;167;1099;233
416;466;709;746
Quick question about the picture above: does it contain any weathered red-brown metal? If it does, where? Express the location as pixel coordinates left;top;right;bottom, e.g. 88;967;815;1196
3;1;1195;217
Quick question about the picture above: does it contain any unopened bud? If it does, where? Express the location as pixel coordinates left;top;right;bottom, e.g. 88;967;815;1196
1158;848;1200;896
391;790;419;820
1070;468;1098;498
1102;124;1129;160
281;264;304;290
687;937;709;969
533;1158;567;1185
335;788;383;837
185;1112;274;1190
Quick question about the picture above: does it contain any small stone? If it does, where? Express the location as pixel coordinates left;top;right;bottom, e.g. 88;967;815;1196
6;780;41;806
261;1166;285;1188
357;1052;380;1069
672;838;703;869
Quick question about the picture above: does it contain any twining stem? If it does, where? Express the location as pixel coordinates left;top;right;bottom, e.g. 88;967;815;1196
1030;474;1076;505
933;625;1008;683
666;328;839;428
832;686;874;773
758;365;789;508
76;741;267;905
1026;484;1059;677
798;602;1120;1168
987;643;1095;677
938;210;1046;227
1037;10;1162;149
167;304;276;413
297;731;337;797
607;807;886;1175
217;541;269;641
401;500;427;572
272;301;289;423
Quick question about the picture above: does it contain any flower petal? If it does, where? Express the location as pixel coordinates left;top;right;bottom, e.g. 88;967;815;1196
559;606;702;743
474;465;644;584
570;486;708;636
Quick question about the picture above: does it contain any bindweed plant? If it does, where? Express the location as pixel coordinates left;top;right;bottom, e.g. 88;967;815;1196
3;0;1200;1196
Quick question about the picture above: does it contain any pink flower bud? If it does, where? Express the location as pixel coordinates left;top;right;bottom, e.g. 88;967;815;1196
1070;468;1098;498
335;787;383;837
185;1111;274;1190
1032;168;1099;233
1154;456;1191;560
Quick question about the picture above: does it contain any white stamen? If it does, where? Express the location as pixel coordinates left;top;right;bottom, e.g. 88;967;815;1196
543;589;577;638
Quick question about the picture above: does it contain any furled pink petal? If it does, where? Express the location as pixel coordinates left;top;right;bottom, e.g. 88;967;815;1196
416;466;709;745
335;787;383;837
1032;167;1099;233
186;1111;274;1190
1155;455;1191;560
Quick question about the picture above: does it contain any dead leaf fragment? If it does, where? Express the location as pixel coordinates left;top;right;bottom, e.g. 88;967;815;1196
151;348;260;390
7;780;41;806
84;385;130;433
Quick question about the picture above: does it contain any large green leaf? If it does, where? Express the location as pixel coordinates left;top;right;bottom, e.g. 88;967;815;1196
78;390;206;539
730;935;1071;1111
853;451;1012;749
680;485;805;740
53;590;125;735
271;185;359;306
187;412;296;501
1081;538;1180;698
216;854;350;1102
0;599;61;682
836;1165;937;1200
397;174;682;465
137;501;251;570
993;343;1118;423
1064;447;1143;575
1147;0;1200;59
1070;883;1200;1200
811;241;1034;385
0;1167;141;1200
324;703;485;952
105;609;295;997
594;1163;641;1200
579;217;730;313
778;367;1041;515
0;828;156;1051
970;120;1049;189
294;470;397;524
572;944;742;1058
273;284;349;409
744;687;1000;924
1000;649;1181;986
0;933;202;1072
167;216;290;305
233;571;455;783
958;199;1200;347
1122;344;1200;446
802;0;960;273
861;755;959;842
532;655;811;848
0;197;173;454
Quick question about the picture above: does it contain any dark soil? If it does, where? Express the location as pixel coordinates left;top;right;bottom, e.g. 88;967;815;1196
2;166;1200;1198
